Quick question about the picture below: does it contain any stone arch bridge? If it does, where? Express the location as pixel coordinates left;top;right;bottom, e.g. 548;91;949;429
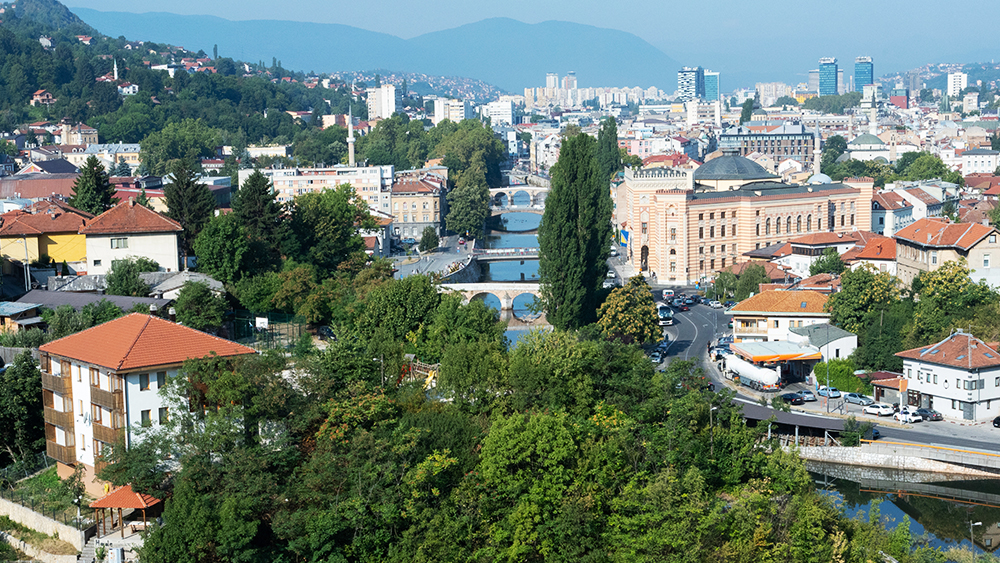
490;186;550;206
439;282;541;312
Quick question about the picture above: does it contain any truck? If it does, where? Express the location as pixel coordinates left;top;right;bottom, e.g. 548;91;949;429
723;355;780;391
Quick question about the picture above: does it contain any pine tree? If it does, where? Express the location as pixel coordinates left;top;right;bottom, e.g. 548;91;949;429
232;169;287;273
165;160;217;258
538;133;613;330
69;156;118;215
113;157;131;177
135;186;151;209
596;117;622;180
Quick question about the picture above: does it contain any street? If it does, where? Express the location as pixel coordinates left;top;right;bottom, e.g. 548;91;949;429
393;234;472;278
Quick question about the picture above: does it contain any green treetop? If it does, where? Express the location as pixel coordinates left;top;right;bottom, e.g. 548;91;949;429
596;117;622;181
165;159;217;258
597;275;660;344
69;156;118;216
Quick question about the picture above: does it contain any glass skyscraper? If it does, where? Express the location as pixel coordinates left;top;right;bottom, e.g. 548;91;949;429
704;71;720;102
854;57;874;93
819;58;838;97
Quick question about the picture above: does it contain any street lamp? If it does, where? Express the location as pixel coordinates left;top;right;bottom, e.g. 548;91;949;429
970;521;982;561
709;405;719;458
826;322;831;413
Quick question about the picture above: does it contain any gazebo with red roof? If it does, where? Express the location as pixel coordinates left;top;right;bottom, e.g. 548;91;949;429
90;485;162;537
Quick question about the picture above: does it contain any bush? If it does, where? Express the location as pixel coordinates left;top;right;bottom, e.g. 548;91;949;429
0;327;45;348
812;358;871;394
418;227;440;252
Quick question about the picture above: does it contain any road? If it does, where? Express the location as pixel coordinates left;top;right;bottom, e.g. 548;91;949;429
393;234;472;278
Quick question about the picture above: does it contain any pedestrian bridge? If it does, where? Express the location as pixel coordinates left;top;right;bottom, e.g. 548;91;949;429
472;247;540;261
439;282;541;312
490;205;544;217
490;186;550;206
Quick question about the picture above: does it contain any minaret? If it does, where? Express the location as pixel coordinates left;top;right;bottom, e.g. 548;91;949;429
813;119;822;174
869;106;877;135
347;102;356;167
113;58;118;81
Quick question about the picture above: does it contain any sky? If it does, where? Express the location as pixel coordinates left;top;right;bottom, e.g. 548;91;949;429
65;0;1000;89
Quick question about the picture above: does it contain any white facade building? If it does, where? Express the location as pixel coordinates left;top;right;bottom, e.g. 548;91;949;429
961;148;1000;175
80;200;182;275
871;191;914;237
484;100;515;125
947;72;968;98
727;290;830;343
241;165;395;210
433;98;473;125
366;85;400;120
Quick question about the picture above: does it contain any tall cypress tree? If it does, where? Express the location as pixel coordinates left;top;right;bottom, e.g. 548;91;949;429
232;169;287;273
69;156;118;215
538;134;613;330
596;117;622;180
165;160;217;259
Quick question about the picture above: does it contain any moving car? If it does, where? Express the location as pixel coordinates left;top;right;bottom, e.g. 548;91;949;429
610;248;618;257
864;427;882;441
458;237;466;245
684;298;695;305
675;303;689;312
817;386;841;398
894;407;923;423
709;300;723;309
780;392;805;405
799;390;817;402
656;303;674;327
915;408;943;421
663;289;674;299
863;403;894;417
844;393;874;406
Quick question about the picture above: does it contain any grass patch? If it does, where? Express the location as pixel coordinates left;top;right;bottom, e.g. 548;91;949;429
10;466;81;514
0;516;76;555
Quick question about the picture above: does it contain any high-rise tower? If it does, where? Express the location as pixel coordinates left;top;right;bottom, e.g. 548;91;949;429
819;58;838;96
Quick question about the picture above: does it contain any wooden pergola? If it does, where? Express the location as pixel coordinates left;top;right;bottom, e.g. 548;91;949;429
89;485;162;538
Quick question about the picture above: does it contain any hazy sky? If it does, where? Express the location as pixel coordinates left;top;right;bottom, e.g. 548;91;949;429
65;0;1000;88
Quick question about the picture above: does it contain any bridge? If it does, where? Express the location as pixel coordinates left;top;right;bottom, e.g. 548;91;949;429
490;205;544;217
472;247;540;261
490;185;550;206
439;282;541;312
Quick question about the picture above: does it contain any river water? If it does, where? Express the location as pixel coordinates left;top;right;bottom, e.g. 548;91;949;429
808;461;1000;558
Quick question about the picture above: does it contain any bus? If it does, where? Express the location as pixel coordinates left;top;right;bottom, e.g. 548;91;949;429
656;302;674;326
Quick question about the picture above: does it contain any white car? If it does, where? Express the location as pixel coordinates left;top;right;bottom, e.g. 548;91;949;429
606;270;616;278
863;403;894;417
894;407;923;423
709;300;723;309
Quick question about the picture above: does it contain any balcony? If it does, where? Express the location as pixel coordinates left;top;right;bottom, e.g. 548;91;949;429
43;407;74;430
90;386;123;410
735;325;769;336
41;373;72;396
92;423;123;445
46;441;76;465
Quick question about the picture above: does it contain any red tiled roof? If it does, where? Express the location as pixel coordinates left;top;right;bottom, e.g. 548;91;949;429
40;314;257;371
896;331;1000;370
718;261;789;282
0;208;88;236
873;192;912;210
788;232;859;246
391;179;439;194
853;237;896;260
894;218;995;250
729;290;829;315
79;199;182;235
903;187;940;206
872;377;903;390
869;371;903;380
90;485;161;509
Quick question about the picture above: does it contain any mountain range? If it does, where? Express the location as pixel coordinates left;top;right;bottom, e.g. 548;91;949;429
71;9;681;93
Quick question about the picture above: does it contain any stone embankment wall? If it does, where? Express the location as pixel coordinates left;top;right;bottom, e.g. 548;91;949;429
792;443;998;477
0;498;84;550
0;530;77;563
439;257;481;283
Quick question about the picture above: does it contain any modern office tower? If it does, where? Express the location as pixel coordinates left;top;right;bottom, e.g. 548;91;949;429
677;66;705;101
907;70;921;93
838;69;846;94
546;73;559;89
562;71;577;90
854;56;874;92
947;72;968;97
819;58;838;96
808;70;819;92
704;71;720;102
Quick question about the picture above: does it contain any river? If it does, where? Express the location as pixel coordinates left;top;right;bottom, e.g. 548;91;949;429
808;461;1000;558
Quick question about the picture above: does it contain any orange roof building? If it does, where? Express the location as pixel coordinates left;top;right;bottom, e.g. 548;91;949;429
726;290;830;343
0;200;92;266
40;314;256;496
79;199;183;275
893;217;1000;287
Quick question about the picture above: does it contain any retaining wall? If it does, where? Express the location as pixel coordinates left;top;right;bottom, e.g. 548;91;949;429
0;498;83;551
0;530;77;563
440;258;481;283
792;444;997;477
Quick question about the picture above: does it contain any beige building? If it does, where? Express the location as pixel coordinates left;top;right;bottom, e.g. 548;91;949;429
391;176;445;241
615;152;873;285
893;217;1000;287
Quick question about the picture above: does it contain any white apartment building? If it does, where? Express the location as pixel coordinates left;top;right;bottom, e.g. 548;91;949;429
240;165;394;210
433;98;473;125
897;330;1000;423
366;85;400;120
40;314;257;495
80;200;183;275
484;100;515;125
871;191;914;237
961;148;1000;175
947;72;968;98
727;290;830;343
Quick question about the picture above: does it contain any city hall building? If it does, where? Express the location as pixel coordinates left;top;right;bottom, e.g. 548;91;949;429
614;151;873;285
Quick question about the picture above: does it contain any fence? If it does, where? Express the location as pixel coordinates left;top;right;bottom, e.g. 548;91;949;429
0;347;37;365
0;487;88;530
232;311;308;351
0;454;51;486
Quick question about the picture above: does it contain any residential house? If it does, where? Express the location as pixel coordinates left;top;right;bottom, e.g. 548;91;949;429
17;159;78;175
83;143;142;172
846;236;897;275
0;200;92;274
391;176;445;242
39;313;256;495
58;121;98;146
894;217;1000;287
30;90;56;107
774;232;877;278
896;330;1000;423
871;191;914;237
886;181;961;221
726;289;830;342
79;199;183;275
0;302;43;332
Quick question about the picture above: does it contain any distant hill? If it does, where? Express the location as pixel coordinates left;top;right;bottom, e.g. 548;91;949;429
3;0;93;31
71;10;680;92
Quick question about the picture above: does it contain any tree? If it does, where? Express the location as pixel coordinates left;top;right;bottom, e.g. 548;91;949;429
287;185;374;275
140;119;218;176
165;159;217;258
597;275;660;344
194;213;250;285
826;264;899;335
445;175;489;237
739;99;754;124
734;263;770;300
112;157;131;177
538;133;612;330
135;186;152;209
773;95;799;107
175;281;226;332
619;148;643;168
69;156;118;215
105;258;152;297
809;247;846;276
418;226;439;252
0;351;43;462
232;169;287;274
596;117;621;180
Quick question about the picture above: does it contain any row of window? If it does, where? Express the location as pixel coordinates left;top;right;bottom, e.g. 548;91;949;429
393;201;438;210
907;368;1000;390
401;214;436;223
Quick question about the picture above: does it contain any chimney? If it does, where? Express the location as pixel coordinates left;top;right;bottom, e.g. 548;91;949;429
168;307;176;322
149;304;158;315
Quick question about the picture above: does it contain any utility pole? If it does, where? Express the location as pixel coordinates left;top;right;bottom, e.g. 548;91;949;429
970;520;982;562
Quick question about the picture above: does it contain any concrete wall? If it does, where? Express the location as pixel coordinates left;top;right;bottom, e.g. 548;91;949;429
793;443;999;477
439;257;481;283
85;233;180;275
0;497;84;550
0;531;77;563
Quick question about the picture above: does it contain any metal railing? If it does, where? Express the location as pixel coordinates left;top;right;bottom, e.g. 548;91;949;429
735;326;768;335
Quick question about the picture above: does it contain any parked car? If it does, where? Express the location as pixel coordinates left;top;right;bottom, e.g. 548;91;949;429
994;416;1000;428
649;352;662;363
610;248;618;257
709;300;723;309
317;325;336;341
894;407;923;423
844;393;875;406
799;390;817;402
690;295;703;304
401;237;417;245
723;300;736;308
607;270;616;278
863;403;895;417
864;426;882;441
602;280;616;289
817;386;841;398
915;408;943;421
780;392;805;405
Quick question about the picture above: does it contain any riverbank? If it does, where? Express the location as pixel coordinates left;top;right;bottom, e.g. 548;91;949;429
791;441;1000;477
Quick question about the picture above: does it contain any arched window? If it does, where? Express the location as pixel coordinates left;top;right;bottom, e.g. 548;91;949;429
786;217;792;233
775;218;780;234
796;216;802;233
807;214;812;232
756;223;760;236
766;219;771;235
669;248;676;255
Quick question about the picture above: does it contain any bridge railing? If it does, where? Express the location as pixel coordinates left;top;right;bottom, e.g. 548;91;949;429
473;248;540;256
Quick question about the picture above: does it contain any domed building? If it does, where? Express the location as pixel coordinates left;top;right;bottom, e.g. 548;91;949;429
614;153;875;285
